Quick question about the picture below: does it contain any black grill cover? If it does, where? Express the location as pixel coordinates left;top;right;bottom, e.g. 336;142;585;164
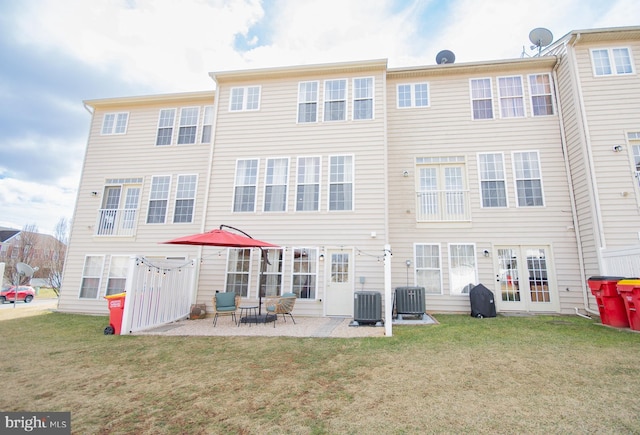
469;284;496;318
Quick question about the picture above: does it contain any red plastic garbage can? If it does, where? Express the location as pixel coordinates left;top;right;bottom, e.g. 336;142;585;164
616;279;640;331
104;292;126;335
588;276;629;328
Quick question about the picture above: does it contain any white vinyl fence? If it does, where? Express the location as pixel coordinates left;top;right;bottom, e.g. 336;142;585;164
601;246;640;278
120;256;198;334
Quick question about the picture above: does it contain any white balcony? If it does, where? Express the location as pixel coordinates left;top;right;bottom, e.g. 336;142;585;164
95;209;138;236
416;190;471;222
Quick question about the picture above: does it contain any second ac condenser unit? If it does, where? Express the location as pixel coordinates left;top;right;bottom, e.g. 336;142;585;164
352;291;383;326
395;286;426;315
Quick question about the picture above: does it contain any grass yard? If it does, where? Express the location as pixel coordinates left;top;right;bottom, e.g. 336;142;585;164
1;312;640;434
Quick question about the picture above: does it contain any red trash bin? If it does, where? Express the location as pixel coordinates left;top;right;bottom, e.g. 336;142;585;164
104;292;126;335
587;276;629;328
616;279;640;331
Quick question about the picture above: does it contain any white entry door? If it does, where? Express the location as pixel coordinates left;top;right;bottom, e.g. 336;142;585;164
494;245;559;313
325;249;354;316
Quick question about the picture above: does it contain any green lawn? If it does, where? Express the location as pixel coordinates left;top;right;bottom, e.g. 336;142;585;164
2;312;639;434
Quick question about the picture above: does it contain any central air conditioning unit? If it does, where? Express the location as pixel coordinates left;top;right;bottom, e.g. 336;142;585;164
351;291;383;326
395;287;425;320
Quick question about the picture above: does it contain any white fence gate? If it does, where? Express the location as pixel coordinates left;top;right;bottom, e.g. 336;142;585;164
601;246;640;278
120;256;198;334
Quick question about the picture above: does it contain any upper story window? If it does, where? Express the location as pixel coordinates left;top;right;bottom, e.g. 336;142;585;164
147;175;171;223
229;86;260;111
416;156;469;221
101;112;129;135
296;156;321;211
591;47;634;76
174;174;197;223
156;109;176;146
529;74;555;116
513;151;544;207
478;153;507;208
397;83;429;108
498;76;525;118
264;158;289;212
329;155;353;211
177;107;200;145
233;159;259;212
201;106;214;143
353;77;373;120
96;179;142;236
297;81;318;123
470;78;494;120
324;79;347;121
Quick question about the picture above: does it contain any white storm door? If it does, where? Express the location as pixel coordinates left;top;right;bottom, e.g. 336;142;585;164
325;249;354;316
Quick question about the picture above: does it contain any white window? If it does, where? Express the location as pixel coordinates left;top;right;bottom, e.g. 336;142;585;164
631;142;640;189
147;175;171;223
397;83;429;108
260;248;284;297
174;174;197;223
529;74;554;116
353;77;374;120
324;79;347;121
79;255;104;299
478;153;507;208
233;159;259;212
106;256;129;296
229;86;261;111
448;244;477;295
513;151;544;207
470;78;494;120
591;48;634;76
264;158;289;212
415;244;442;295
498;76;525;118
296;156;321;211
292;247;318;299
156;109;176;146
177;107;200;144
297;81;318;123
329;155;353;211
225;248;251;297
415;157;468;221
201;106;214;143
101;112;129;135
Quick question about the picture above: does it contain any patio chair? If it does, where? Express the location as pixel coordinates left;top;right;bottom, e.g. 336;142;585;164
263;293;297;328
212;292;240;326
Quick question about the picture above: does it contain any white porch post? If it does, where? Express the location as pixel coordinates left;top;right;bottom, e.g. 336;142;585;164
384;244;392;337
119;255;138;335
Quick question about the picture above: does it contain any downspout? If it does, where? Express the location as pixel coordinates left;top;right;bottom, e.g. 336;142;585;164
561;33;601;315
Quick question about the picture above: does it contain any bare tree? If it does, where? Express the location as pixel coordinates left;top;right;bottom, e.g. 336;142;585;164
6;224;39;286
45;218;68;296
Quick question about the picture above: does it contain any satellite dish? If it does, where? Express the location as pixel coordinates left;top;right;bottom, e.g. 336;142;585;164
16;262;35;278
436;49;456;65
529;28;553;52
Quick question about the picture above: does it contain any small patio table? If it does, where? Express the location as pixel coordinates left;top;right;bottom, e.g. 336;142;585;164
238;305;259;326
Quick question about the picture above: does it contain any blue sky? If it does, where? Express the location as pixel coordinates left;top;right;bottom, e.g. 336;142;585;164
0;0;638;234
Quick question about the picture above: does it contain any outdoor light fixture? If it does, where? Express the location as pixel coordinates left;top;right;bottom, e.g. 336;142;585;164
319;254;324;261
91;191;98;196
613;145;623;152
483;249;490;257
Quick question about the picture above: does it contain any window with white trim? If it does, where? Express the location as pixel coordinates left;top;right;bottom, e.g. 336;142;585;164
177;107;200;144
448;244;477;295
329;155;353;211
470;78;494;120
296;156;321;211
264;158;289;212
529;74;554;116
260;248;284;297
229;86;261;111
297;81;318;123
101;112;129;135
397;83;429;108
292;247;317;299
201;106;214;143
324;79;347;121
513;151;544;207
174;174;197;223
106;256;129;296
478;153;507;208
353;77;373;120
79;255;104;299
591;48;634;76
147;175;171;223
415;244;442;295
225;248;251;297
233;159;259;212
156;109;176;146
416;157;468;221
628;133;640;190
498;76;525;118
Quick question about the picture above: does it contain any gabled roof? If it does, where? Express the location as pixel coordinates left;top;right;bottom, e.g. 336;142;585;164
0;228;20;243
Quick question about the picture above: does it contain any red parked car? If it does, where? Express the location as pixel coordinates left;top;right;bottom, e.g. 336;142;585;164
0;286;36;303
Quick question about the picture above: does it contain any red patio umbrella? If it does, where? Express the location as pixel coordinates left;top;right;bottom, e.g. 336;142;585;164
162;225;279;317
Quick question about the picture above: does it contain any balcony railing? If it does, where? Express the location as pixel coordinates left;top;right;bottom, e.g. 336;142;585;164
95;209;138;236
416;190;471;222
